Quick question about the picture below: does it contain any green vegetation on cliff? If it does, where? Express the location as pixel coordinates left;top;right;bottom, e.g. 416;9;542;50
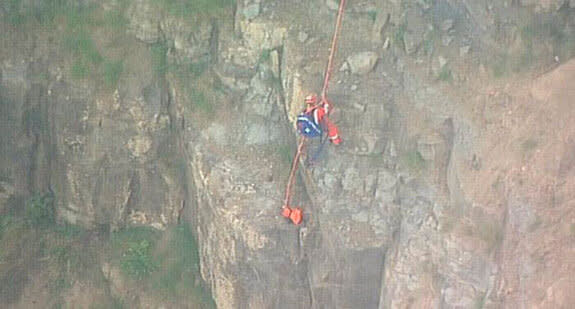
0;194;215;308
155;0;234;18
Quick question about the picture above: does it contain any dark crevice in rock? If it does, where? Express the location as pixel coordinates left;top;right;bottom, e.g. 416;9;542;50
23;82;52;195
441;117;454;198
26;131;40;194
119;171;140;229
306;258;316;308
377;252;388;308
91;155;109;224
162;78;174;131
209;19;219;64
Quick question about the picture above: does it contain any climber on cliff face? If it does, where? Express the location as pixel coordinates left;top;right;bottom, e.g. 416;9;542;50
297;93;342;145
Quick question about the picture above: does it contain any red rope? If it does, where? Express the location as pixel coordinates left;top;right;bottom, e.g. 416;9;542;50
321;0;346;102
282;0;346;213
283;138;306;207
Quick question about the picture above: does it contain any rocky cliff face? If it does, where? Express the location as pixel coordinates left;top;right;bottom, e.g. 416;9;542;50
1;0;574;308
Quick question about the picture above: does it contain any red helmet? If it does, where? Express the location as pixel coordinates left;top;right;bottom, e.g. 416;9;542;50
305;93;318;104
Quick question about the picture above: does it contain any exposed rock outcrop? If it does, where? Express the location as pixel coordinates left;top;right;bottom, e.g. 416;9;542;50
346;52;379;75
1;0;574;308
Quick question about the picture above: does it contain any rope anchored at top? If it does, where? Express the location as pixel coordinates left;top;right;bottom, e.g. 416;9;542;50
281;0;347;225
321;0;347;102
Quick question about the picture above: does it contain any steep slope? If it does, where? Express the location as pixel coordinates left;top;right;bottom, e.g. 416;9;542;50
1;0;574;308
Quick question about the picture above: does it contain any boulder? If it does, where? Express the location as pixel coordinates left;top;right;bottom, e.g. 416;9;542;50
402;8;427;54
460;45;471;57
298;31;309;43
326;0;339;11
417;132;444;161
0;181;15;214
242;3;260;19
240;21;287;51
127;0;161;43
202;123;229;145
347;52;379;75
441;19;454;32
432;55;449;77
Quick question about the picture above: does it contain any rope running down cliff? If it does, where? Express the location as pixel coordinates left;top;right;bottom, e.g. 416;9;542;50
282;0;347;218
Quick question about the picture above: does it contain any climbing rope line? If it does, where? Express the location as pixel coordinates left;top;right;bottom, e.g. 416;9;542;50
321;0;347;102
282;138;306;208
281;0;346;225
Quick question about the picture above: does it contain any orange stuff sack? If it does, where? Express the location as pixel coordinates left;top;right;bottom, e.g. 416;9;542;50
289;207;303;225
281;207;292;218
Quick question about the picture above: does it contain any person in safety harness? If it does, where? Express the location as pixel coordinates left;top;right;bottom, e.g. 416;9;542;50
297;93;342;145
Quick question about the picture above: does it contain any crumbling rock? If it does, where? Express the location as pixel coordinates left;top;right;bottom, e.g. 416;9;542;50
346;52;379;75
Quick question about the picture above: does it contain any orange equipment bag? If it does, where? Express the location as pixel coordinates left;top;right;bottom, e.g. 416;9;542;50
281;206;303;225
281;207;292;219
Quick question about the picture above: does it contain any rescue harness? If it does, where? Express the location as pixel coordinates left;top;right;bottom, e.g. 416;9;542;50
297;114;323;138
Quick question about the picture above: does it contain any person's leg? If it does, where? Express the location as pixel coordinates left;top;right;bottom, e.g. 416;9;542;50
324;118;341;145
